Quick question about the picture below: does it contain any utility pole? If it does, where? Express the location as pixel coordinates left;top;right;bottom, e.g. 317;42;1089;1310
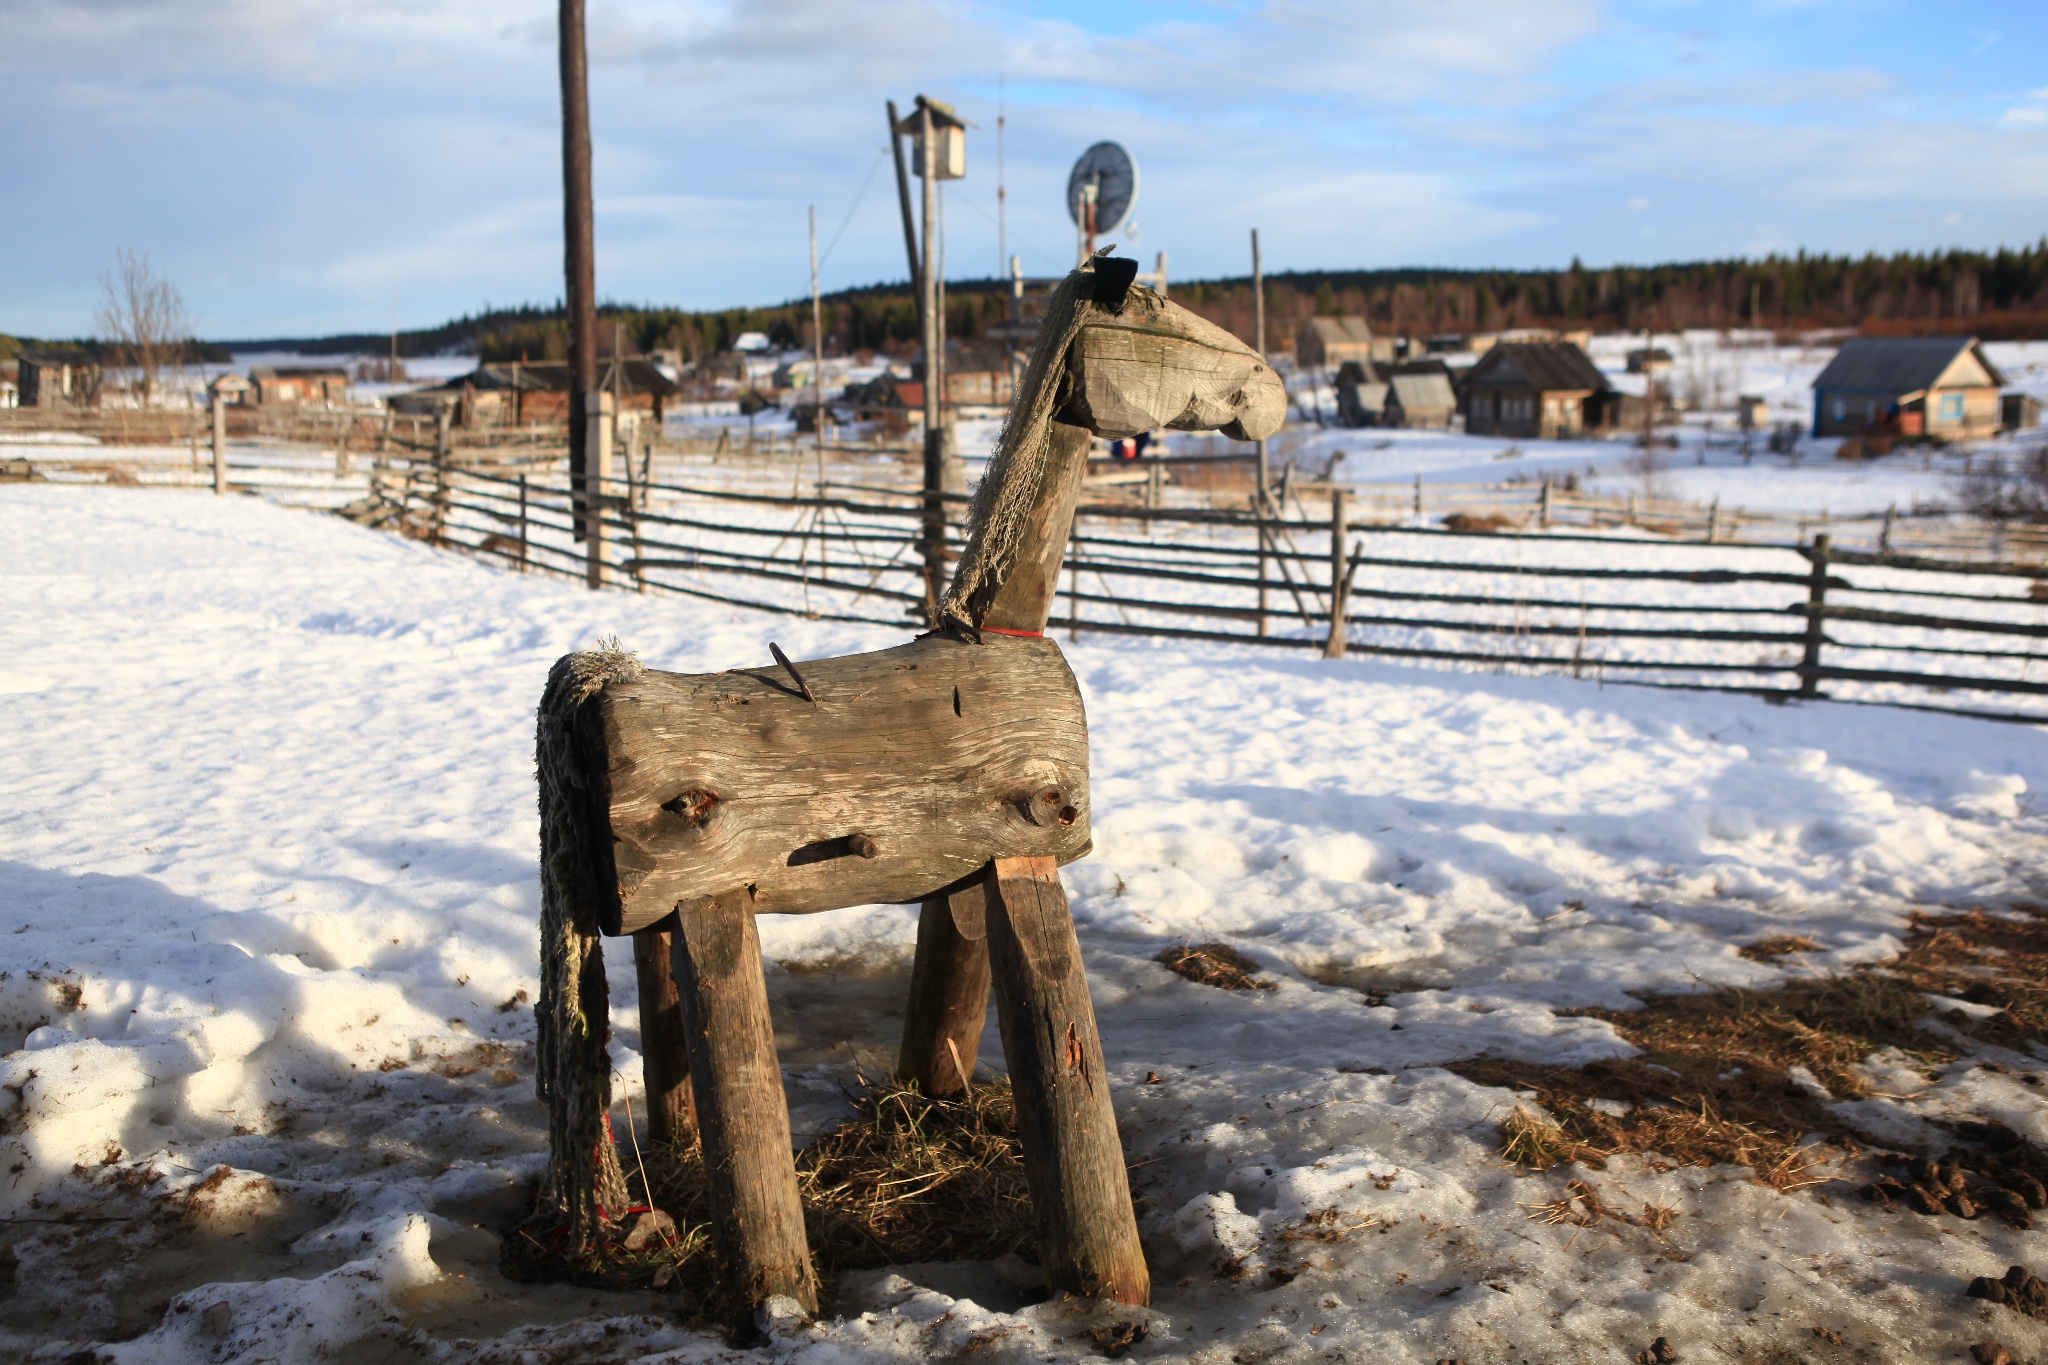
1252;227;1270;638
997;77;1007;281
810;203;825;476
559;0;600;576
887;100;923;333
919;99;946;620
389;279;398;387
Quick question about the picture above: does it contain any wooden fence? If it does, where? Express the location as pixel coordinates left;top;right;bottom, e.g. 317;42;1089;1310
356;456;2048;724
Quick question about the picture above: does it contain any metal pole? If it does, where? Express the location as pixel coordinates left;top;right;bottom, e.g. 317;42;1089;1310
918;102;946;622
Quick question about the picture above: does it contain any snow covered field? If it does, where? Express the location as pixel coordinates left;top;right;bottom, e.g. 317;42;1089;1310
8;487;2048;1362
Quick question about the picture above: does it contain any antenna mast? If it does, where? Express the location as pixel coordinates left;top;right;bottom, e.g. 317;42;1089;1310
997;76;1006;280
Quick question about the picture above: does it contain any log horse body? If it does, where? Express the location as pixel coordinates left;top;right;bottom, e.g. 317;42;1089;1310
534;256;1286;1318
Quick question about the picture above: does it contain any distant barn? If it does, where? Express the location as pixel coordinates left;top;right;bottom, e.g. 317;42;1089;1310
1297;317;1385;371
1810;336;2005;439
392;360;681;426
1462;342;1612;440
1383;369;1457;429
250;366;348;407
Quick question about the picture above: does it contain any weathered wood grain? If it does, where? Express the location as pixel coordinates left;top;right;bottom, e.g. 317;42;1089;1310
671;890;819;1313
631;923;696;1145
1057;286;1287;444
983;856;1150;1305
589;633;1091;933
896;880;992;1096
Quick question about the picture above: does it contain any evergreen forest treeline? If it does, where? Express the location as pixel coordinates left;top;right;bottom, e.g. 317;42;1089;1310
19;242;2042;364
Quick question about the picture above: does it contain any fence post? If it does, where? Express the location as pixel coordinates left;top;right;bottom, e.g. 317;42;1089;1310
1539;479;1552;528
584;390;613;590
432;406;452;543
1798;533;1829;699
1413;472;1423;518
211;393;227;495
1880;503;1895;556
1323;487;1349;660
517;473;530;573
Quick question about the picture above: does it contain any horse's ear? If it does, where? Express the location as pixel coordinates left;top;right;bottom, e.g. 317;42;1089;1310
1089;256;1140;312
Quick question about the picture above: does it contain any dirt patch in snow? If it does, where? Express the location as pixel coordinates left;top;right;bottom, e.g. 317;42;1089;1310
1456;903;2048;1204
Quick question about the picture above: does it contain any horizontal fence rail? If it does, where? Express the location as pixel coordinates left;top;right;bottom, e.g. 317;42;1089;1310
328;453;2048;724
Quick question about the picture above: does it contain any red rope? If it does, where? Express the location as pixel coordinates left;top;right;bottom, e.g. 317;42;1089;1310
979;626;1045;638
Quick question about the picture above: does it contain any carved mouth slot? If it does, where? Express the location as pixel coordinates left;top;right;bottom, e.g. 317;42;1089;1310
787;833;880;867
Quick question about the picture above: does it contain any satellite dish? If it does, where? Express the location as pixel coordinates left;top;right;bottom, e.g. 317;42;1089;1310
1066;142;1138;235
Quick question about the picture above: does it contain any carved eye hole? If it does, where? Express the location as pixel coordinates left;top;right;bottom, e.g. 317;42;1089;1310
1058;805;1078;826
661;789;719;827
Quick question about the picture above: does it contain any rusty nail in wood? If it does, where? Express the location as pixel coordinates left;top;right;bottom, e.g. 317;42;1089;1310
848;833;879;859
769;642;818;704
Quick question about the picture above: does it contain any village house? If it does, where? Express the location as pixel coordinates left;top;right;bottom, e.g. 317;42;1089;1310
1462;341;1612;439
1809;336;2006;439
1333;361;1388;428
1382;366;1458;429
1297;317;1391;370
391;360;681;426
1625;346;1674;375
207;373;254;406
17;352;86;407
250;366;349;407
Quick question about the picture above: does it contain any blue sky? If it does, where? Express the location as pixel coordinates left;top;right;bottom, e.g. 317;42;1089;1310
3;0;2045;339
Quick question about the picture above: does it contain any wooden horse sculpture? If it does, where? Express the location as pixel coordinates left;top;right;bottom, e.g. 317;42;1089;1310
534;255;1285;1317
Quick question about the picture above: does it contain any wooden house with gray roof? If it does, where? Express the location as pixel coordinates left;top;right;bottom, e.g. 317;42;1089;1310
1462;341;1612;440
1810;336;2005;439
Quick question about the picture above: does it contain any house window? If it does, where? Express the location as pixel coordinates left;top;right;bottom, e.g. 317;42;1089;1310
1939;392;1964;421
1830;397;1846;422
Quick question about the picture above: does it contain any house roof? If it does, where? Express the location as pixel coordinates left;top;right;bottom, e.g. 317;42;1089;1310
435;360;680;397
1811;336;2007;395
1300;317;1374;348
1466;342;1609;394
1388;372;1456;410
250;366;348;380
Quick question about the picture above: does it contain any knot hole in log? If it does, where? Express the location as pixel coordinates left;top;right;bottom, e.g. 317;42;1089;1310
1018;786;1079;828
661;789;719;828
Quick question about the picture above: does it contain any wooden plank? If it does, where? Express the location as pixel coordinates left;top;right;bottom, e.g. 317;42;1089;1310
1058;290;1286;442
631;923;696;1145
983;856;1149;1305
896;880;992;1096
587;634;1091;933
671;890;818;1313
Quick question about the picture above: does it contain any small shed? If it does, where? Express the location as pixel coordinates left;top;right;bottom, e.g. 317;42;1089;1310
1383;370;1457;429
1333;361;1387;428
1625;347;1674;375
1462;342;1612;440
2004;393;2044;433
18;352;83;407
250;366;349;406
1297;317;1378;370
1810;336;2005;439
208;373;254;406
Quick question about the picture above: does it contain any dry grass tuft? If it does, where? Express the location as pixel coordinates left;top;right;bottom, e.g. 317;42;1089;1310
1156;942;1274;992
1441;511;1519;534
1738;934;1821;963
1456;904;2048;1200
504;1076;1034;1319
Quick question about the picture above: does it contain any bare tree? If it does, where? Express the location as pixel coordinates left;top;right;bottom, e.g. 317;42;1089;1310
96;249;192;407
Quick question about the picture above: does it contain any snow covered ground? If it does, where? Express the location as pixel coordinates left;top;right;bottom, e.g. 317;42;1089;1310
8;487;2048;1362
